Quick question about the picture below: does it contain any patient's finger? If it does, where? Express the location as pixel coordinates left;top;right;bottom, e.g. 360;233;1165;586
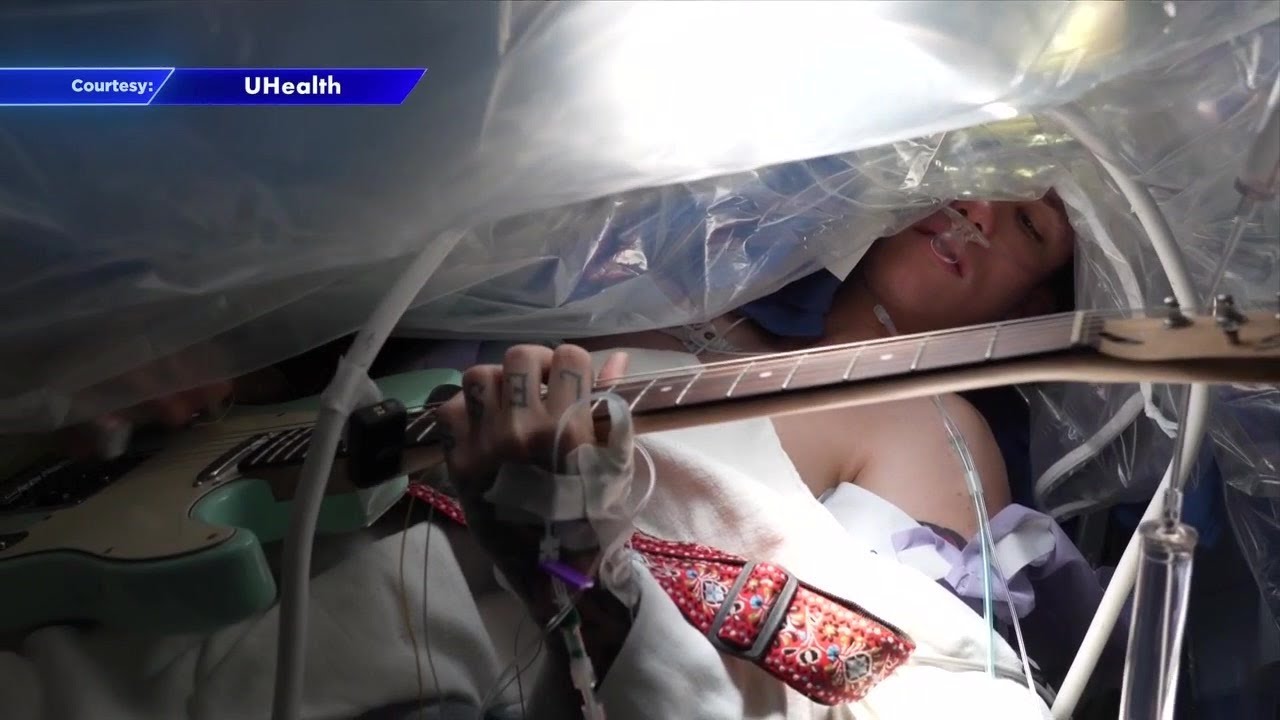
545;344;592;413
597;351;630;384
546;345;595;459
501;344;552;415
460;365;501;438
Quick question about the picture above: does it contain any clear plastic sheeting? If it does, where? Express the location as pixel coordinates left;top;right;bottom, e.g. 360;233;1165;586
1;0;1277;431
1022;22;1280;516
2;0;1280;624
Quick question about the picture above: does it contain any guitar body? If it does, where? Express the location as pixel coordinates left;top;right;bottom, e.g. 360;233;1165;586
0;369;459;635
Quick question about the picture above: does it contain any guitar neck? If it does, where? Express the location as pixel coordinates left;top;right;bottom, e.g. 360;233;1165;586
239;306;1280;481
592;312;1085;416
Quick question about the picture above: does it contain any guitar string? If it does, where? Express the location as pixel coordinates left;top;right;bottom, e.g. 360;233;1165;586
106;314;1098;473
203;312;1089;443
106;314;1102;471
107;316;1098;477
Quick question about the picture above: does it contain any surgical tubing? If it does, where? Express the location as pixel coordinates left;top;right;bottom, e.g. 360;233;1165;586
1044;105;1211;720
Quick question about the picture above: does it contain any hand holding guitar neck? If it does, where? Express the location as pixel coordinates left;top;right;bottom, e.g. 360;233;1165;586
434;345;631;603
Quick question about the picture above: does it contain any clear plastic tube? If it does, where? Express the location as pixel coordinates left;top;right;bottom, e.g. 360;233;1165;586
1120;520;1198;720
1204;198;1257;302
876;302;1036;695
932;395;1037;698
931;395;997;675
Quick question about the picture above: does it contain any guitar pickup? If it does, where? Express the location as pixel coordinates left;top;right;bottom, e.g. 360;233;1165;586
347;399;408;489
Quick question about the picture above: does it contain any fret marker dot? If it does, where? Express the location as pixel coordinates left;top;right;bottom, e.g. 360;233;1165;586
879;353;894;361
759;371;774;379
660;385;673;393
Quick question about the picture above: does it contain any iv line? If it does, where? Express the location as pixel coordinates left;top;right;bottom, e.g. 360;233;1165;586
874;304;1037;697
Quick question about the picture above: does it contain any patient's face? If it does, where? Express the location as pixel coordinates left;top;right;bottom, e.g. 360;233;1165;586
858;194;1074;334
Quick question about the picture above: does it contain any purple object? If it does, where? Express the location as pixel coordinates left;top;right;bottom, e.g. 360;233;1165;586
540;559;596;591
889;504;1099;621
889;504;1128;679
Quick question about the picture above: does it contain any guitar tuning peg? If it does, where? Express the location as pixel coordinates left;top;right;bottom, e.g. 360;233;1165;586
1213;294;1247;324
1163;296;1190;328
1213;294;1244;345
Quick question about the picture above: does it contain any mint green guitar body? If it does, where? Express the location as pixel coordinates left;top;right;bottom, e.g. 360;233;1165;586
0;369;458;635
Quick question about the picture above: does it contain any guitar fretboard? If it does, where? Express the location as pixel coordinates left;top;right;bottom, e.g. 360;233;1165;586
233;312;1085;474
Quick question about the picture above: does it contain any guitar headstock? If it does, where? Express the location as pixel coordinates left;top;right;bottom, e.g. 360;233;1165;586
1093;295;1280;365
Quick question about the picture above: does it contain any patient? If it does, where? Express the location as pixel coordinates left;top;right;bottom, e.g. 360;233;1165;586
27;193;1104;719
571;195;1076;538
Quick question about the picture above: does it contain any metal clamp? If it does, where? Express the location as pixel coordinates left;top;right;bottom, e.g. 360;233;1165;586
705;561;799;662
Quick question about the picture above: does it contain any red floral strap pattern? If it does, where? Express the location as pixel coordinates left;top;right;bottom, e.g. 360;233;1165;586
407;483;915;706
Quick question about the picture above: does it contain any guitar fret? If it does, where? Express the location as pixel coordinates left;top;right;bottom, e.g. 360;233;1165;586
629;379;657;410
406;410;432;435
984;325;1001;360
842;348;863;380
293;436;312;461
782;356;803;389
414;420;437;444
674;369;703;405
592;383;619;414
726;361;753;397
909;341;926;372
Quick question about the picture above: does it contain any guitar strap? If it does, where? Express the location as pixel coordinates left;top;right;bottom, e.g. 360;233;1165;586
406;482;915;706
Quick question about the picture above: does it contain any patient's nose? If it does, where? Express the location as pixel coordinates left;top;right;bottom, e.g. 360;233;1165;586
951;200;995;239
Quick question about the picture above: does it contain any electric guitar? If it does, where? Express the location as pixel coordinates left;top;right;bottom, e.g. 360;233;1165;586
1;302;1277;635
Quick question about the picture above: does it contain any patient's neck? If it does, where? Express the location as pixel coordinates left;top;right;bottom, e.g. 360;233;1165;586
573;273;896;358
817;274;894;345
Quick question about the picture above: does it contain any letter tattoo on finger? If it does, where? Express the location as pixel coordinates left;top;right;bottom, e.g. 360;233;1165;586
558;369;585;400
508;373;529;408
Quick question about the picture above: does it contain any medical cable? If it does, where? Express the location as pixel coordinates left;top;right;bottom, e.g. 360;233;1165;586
1043;104;1220;719
932;395;1037;698
870;305;994;663
1206;74;1278;302
874;302;1037;696
523;390;656;719
475;392;656;717
420;503;444;706
397;496;427;720
273;230;463;720
669;315;763;357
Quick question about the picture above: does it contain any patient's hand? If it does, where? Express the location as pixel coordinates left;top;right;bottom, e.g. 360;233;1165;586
437;343;635;685
435;344;629;580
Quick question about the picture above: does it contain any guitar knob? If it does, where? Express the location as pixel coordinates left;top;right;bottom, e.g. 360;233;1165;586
1163;296;1190;328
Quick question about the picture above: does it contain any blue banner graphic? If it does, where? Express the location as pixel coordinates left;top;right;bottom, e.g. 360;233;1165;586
0;68;426;106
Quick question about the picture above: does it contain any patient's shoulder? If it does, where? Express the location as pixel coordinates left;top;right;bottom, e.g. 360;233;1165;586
848;394;1011;534
773;393;1005;505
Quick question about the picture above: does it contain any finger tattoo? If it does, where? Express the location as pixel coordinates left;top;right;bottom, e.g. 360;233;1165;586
559;369;585;400
508;373;529;408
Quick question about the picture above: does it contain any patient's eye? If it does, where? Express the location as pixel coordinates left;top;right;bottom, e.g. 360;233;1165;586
1017;208;1045;244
